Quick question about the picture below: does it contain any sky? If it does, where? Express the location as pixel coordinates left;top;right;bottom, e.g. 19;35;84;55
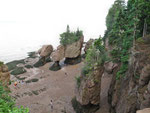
0;0;118;48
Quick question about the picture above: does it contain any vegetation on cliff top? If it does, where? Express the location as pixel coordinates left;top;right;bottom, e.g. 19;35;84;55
0;82;29;113
82;37;106;76
60;25;83;46
104;0;150;79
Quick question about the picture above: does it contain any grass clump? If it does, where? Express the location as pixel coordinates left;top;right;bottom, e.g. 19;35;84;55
10;67;26;75
6;60;25;71
60;25;83;46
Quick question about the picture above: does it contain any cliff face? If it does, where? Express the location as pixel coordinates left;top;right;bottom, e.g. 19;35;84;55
74;36;150;113
0;63;10;86
75;65;103;106
108;36;150;113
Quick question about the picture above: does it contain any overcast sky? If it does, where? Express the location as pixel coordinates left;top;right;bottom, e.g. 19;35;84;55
0;0;123;49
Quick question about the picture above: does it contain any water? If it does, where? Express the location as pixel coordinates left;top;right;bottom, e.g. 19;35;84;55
0;37;87;63
0;39;59;63
0;0;118;63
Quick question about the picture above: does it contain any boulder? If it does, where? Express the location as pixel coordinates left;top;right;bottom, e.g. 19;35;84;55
51;45;65;62
35;45;53;67
38;45;53;57
84;39;94;54
65;37;84;58
137;108;150;113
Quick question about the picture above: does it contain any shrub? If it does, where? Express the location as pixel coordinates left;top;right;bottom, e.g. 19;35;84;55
81;65;91;76
116;63;128;80
0;82;29;113
9;106;29;113
82;38;106;76
60;25;83;46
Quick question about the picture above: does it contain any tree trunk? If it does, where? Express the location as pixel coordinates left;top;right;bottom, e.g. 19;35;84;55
143;19;147;38
133;19;137;49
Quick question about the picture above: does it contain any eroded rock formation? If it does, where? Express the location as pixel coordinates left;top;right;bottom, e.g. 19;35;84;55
108;36;150;113
50;36;84;70
34;45;53;67
64;37;84;58
38;45;53;57
0;64;10;86
64;36;84;65
51;45;65;62
75;65;104;105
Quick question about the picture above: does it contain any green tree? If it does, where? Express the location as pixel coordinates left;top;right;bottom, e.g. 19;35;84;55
103;0;150;79
60;25;83;46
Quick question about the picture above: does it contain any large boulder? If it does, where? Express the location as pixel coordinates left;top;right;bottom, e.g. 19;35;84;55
65;37;84;58
35;45;53;67
108;35;150;113
38;45;53;57
51;45;65;62
0;64;10;86
137;108;150;113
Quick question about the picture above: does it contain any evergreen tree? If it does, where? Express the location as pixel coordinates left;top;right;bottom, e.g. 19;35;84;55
103;0;150;79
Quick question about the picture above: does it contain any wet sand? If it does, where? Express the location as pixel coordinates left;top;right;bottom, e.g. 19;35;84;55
9;62;84;113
